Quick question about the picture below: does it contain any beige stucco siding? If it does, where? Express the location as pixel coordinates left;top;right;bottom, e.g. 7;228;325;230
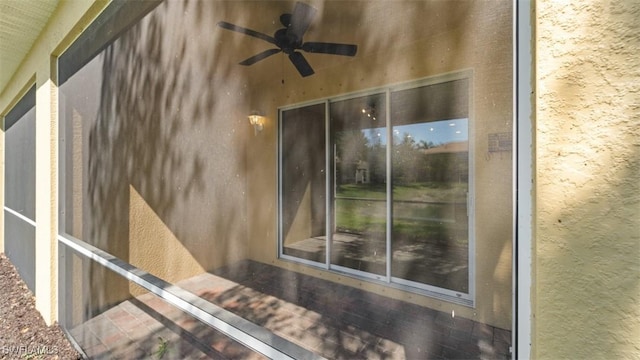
535;1;640;358
59;1;252;303
2;0;637;357
3;2;514;330
247;0;514;330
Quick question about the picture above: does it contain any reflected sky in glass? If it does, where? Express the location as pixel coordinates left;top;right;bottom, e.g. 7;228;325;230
363;118;468;146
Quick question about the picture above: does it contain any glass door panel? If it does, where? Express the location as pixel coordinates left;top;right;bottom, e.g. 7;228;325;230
390;79;470;293
280;104;327;263
329;94;387;276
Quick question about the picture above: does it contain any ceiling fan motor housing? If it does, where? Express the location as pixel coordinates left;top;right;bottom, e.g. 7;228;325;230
217;2;357;77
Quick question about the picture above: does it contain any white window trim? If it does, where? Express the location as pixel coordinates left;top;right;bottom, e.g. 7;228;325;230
277;71;476;307
514;0;533;358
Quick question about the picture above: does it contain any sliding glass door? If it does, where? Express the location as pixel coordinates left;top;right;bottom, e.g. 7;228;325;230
330;93;387;278
390;79;470;294
279;74;473;301
280;103;327;263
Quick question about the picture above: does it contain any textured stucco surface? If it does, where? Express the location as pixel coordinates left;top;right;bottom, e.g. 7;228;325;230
536;1;640;358
247;0;514;329
128;185;205;295
57;0;252;309
9;0;639;355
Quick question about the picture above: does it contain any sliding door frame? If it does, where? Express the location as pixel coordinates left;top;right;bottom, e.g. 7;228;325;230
278;70;475;306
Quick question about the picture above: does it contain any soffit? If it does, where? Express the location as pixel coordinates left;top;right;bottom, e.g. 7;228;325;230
0;0;60;94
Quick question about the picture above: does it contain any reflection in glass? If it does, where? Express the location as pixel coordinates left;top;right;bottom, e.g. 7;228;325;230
280;104;327;262
330;94;387;276
278;79;472;292
391;80;469;292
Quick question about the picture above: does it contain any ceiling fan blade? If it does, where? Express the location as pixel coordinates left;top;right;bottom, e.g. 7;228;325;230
239;48;282;65
288;2;317;41
301;42;358;56
288;52;314;77
217;21;277;45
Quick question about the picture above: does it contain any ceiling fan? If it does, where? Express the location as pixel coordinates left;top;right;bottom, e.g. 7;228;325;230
217;2;358;77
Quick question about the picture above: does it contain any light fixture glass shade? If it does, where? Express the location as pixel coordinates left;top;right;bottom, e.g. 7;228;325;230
248;114;262;125
248;112;264;133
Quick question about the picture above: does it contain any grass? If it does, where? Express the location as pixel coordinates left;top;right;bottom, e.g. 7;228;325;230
336;198;386;232
155;337;170;359
336;183;387;199
335;182;468;245
337;182;467;201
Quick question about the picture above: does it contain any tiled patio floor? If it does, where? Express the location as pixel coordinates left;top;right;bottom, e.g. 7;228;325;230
70;260;511;359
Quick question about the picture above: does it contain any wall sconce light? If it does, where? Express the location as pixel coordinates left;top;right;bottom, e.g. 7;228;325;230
248;111;265;134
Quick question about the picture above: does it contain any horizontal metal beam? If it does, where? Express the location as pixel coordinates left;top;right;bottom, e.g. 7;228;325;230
57;234;324;360
4;206;36;227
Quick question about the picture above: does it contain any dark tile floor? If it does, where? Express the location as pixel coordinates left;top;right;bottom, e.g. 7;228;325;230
71;260;511;359
212;260;511;360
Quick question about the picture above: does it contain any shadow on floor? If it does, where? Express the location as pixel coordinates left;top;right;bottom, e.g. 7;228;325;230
69;260;510;359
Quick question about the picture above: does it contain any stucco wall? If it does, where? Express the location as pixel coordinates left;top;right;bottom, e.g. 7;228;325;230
246;0;514;330
0;0;516;328
535;1;640;358
58;0;253;304
2;0;639;355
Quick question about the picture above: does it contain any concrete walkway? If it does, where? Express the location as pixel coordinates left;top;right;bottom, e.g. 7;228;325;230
70;260;511;359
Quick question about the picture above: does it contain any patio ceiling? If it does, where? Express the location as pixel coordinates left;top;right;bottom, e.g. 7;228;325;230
0;0;59;95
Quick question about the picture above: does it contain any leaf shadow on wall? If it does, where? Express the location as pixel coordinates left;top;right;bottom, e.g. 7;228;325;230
85;0;252;311
542;81;640;358
72;0;519;358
